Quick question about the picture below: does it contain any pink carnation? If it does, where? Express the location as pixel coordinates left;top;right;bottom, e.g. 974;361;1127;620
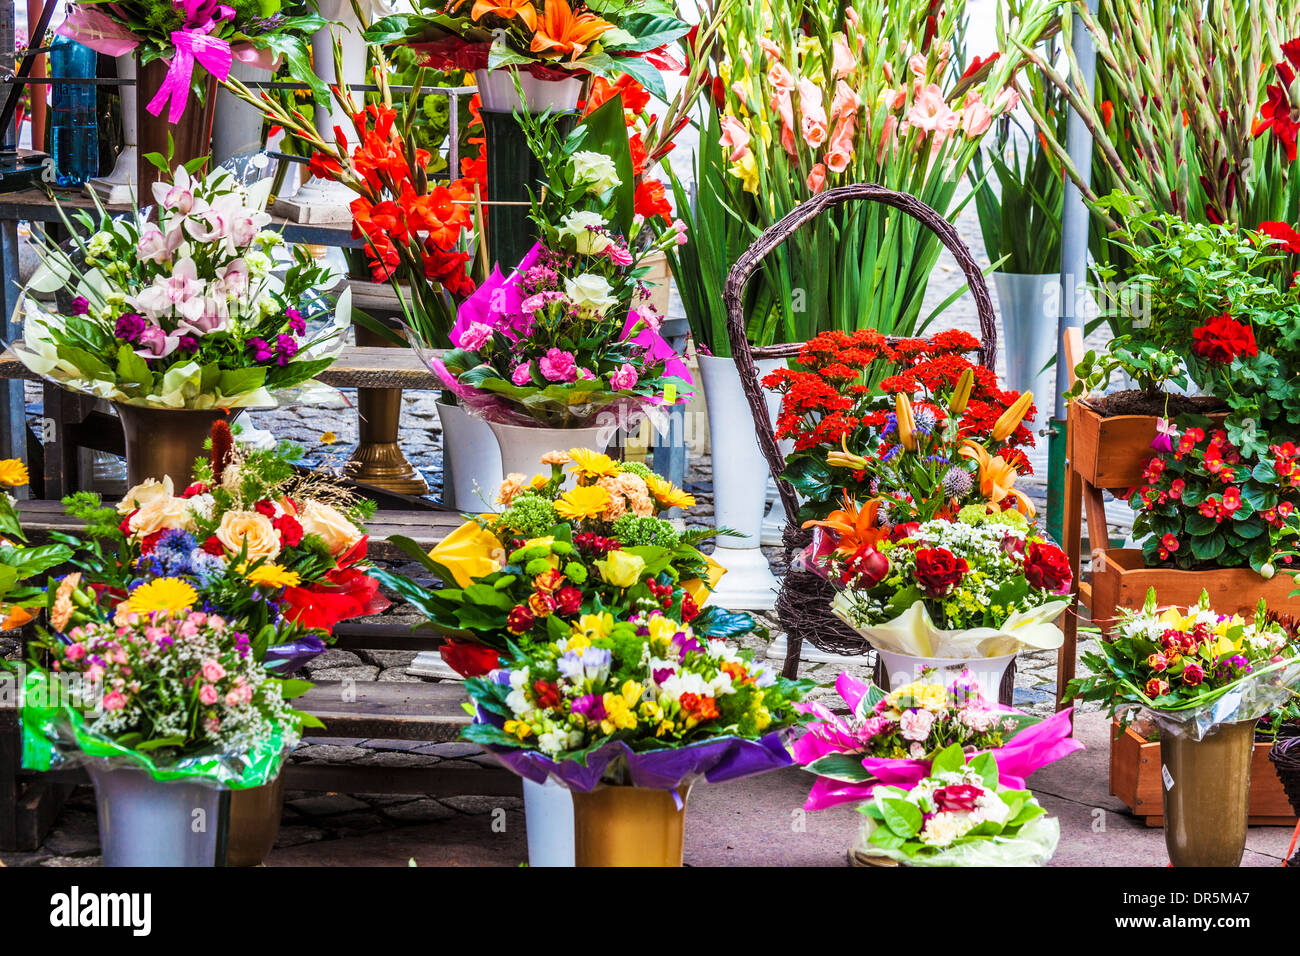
102;691;127;711
539;348;578;383
511;362;533;386
610;363;639;390
458;321;494;351
199;684;219;706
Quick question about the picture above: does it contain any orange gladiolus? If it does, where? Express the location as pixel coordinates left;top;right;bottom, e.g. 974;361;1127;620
959;441;1036;519
471;0;537;29
530;0;614;59
802;494;889;555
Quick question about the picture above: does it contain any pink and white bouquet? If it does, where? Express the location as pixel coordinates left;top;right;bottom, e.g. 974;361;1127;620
793;670;1081;810
16;164;350;409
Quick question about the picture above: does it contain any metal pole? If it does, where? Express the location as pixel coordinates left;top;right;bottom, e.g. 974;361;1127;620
1047;0;1098;542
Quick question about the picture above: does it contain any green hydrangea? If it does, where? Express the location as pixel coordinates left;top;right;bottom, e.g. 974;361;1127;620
610;514;680;548
499;494;559;537
956;503;1027;530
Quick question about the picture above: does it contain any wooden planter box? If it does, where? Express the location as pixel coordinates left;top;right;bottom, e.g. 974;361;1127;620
1068;402;1227;489
1109;721;1297;827
1089;549;1300;634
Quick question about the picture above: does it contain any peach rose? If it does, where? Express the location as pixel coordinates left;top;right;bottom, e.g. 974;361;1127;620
129;495;197;537
215;510;281;561
298;500;362;556
117;476;175;514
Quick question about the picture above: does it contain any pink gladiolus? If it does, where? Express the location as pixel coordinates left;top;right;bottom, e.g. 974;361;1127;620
831;35;855;78
961;99;993;137
825;113;856;172
908;53;928;77
797;77;828;148
907;83;955;133
831;80;860;122
766;61;795;92
994;86;1021;114
719;115;751;162
758;37;781;59
806;163;828;194
875;114;898;164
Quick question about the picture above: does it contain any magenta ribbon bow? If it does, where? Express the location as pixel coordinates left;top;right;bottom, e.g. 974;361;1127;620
144;1;236;123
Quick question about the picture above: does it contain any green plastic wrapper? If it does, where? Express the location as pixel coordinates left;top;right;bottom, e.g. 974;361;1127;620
852;815;1060;867
20;671;289;790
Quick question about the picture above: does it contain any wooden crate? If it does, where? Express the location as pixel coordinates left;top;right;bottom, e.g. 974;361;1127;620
1108;721;1297;827
1089;549;1300;634
1068;402;1227;489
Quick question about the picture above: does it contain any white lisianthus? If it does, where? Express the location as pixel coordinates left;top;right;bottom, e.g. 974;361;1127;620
558;210;612;255
570;150;620;195
564;273;617;316
85;231;114;257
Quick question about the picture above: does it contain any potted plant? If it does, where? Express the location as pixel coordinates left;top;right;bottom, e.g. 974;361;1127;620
44;422;389;865
793;668;1081;811
13;162;350;488
1065;589;1300;866
372;447;744;864
850;743;1060;867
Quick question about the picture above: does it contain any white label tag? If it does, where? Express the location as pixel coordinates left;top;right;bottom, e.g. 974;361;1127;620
1162;764;1175;791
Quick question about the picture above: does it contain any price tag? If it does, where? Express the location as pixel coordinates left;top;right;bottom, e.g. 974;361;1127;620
1161;764;1174;791
664;384;677;403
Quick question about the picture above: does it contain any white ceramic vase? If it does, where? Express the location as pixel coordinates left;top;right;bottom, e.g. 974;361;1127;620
696;354;783;610
85;54;138;204
211;59;267;166
487;420;613;485
436;402;504;512
523;777;575;867
993;272;1057;409
474;69;583;114
874;648;1016;704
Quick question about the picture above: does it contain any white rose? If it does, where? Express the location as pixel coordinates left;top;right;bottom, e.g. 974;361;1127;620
118;476;175;514
129;495;197;537
564;273;618;317
558;210;612;255
298;500;362;556
570;150;621;195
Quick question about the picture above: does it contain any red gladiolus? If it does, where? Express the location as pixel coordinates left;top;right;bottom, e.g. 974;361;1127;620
914;547;968;597
634;179;672;222
1192;314;1258;364
439;640;500;679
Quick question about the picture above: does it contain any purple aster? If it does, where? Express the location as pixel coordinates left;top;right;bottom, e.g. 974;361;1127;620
114;313;147;342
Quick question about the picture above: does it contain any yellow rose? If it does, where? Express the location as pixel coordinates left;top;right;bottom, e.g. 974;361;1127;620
215;510;282;561
129;495;197;537
117;476;175;515
298;500;362;556
595;550;646;588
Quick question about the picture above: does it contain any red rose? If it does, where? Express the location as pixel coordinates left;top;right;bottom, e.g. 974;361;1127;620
555;586;583;616
1181;661;1205;686
889;522;921;542
201;536;225;556
1192;314;1258;364
1145;677;1171;698
680;592;700;622
914;547;968;597
119;510;136;537
274;514;304;548
840;545;890;589
507;604;535;635
933;784;983;812
253;499;276;518
439;641;499;679
533;679;562;709
1023;541;1072;594
181;481;209;498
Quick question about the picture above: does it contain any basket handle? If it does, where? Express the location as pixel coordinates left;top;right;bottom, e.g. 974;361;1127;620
721;183;999;522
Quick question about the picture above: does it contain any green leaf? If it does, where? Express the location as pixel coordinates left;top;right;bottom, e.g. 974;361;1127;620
930;742;965;776
804;753;875;783
880;797;923;837
969;751;1000;788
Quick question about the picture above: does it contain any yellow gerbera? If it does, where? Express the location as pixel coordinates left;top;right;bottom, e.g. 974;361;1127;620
567;447;619;479
123;577;198;616
645;474;695;509
0;458;29;488
555;484;612;520
245;563;302;590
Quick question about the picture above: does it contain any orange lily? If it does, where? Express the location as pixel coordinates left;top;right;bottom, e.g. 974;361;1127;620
959;440;1037;519
802;494;889;555
471;0;537;29
530;0;613;59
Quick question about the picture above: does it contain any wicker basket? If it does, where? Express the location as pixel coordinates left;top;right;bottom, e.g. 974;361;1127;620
721;184;1007;700
1270;733;1300;816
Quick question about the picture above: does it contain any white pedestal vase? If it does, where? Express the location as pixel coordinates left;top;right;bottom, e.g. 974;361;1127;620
474;69;583;113
487;420;614;486
436;402;504;511
697;354;782;610
272;0;370;223
85;54;138;204
874;648;1016;703
523;776;575;866
992;273;1057;407
760;438;793;547
211;59;267;167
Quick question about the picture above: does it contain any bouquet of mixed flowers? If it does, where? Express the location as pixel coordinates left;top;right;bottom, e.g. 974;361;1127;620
852;743;1059;867
794;669;1081;810
0;460;74;630
365;0;689;97
462;606;812;791
827;506;1071;659
1065;589;1300;740
374;448;729;677
58;0;328;122
1128;419;1300;575
21;604;318;788
15;164;350;410
764;329;1035;525
52;420;388;650
427;96;692;427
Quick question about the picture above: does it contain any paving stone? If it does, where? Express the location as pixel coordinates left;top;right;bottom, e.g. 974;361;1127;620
41;811;101;857
359;738;429;752
305;648;363;671
306;665;380;682
1013;686;1053;705
357;649;418;668
41;856;103;867
438;795;524;815
414;741;484;758
355;794;422;807
320;811;391;832
380;798;459;823
378;666;423;683
354;751;444;768
274;826;329;848
287;793;371;816
291;743;370;763
0;848;54;866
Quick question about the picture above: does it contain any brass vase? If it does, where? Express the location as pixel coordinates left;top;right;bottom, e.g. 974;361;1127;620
1159;719;1257;867
224;773;285;867
345;323;427;494
113;402;230;488
570;785;689;867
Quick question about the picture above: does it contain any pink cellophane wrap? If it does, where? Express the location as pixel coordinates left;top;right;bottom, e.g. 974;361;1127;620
792;671;1083;810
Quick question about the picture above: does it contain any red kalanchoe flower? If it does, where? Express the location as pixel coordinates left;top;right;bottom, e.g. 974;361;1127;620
914;547;969;597
1192;314;1258;364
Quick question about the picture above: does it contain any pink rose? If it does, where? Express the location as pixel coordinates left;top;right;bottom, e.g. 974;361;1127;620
899;707;935;742
199;684;219;706
457;321;494;351
102;691;127;711
610;363;639;390
511;363;533;386
201;659;226;682
539;348;578;383
225;689;244;707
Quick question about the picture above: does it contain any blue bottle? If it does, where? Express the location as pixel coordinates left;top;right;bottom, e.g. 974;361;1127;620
49;35;98;187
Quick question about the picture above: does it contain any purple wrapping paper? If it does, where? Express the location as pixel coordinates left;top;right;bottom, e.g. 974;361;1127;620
264;635;327;673
485;732;796;792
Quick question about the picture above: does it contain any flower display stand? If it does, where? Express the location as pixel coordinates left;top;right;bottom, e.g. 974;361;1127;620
1108;721;1296;828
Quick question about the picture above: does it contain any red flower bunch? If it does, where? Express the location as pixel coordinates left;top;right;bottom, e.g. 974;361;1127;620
1191;314;1258;365
1023;541;1071;594
914;547;968;597
1253;38;1300;161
